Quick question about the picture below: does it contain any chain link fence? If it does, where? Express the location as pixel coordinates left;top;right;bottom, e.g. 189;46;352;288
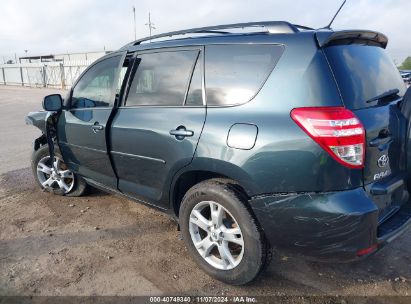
0;60;93;89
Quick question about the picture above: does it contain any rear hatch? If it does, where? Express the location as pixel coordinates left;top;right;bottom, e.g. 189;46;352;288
322;35;408;224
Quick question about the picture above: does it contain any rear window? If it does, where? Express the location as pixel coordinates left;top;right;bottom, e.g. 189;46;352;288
324;45;405;109
205;44;283;106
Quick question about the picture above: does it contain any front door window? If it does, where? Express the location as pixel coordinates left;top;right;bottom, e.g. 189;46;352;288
71;56;122;109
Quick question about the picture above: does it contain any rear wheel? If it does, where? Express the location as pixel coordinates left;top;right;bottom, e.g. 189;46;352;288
179;179;270;285
31;145;88;196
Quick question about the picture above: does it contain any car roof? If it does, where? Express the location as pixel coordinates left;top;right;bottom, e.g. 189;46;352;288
119;21;317;53
120;21;310;50
115;21;388;53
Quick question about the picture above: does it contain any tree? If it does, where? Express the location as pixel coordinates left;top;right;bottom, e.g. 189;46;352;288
400;57;411;70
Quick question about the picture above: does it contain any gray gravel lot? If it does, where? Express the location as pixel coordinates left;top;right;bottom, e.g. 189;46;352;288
0;86;410;301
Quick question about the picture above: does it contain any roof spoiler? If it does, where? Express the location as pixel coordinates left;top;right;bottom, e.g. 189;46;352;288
316;30;388;49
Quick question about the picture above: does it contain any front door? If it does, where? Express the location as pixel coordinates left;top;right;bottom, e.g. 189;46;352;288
58;54;124;188
110;47;206;208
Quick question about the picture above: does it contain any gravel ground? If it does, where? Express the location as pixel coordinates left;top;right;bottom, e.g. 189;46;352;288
0;86;411;302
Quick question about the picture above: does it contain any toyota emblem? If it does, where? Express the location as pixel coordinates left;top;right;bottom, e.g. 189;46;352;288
377;154;389;168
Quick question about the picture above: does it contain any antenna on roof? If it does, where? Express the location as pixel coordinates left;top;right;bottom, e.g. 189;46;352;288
323;0;347;29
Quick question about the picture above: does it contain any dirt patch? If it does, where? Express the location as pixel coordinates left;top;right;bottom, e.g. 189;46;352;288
0;168;411;299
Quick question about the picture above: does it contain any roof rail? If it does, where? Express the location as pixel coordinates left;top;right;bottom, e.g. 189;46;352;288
123;21;310;48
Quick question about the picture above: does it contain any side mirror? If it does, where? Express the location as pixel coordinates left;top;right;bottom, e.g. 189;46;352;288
43;94;63;111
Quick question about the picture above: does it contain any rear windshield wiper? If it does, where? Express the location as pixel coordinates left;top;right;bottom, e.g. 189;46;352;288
366;88;400;104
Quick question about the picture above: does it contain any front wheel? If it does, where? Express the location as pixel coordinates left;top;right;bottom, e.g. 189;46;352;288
179;179;270;285
31;144;88;196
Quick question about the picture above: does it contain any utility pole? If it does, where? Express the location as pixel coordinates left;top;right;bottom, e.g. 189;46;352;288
132;6;137;40
145;12;156;41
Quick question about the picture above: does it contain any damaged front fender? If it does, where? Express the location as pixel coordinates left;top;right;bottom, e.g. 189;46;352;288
26;111;57;152
26;111;48;133
27;108;65;195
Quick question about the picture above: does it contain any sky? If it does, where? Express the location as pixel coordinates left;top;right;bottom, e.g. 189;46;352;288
0;0;410;65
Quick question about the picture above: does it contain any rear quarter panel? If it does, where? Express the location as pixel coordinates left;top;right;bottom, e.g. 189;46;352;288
194;33;363;196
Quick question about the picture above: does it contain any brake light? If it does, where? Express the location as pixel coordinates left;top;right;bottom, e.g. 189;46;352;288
290;107;365;169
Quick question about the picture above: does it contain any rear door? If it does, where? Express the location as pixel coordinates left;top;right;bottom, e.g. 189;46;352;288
324;44;408;223
110;47;206;208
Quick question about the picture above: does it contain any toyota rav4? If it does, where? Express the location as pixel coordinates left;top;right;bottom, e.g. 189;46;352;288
26;21;411;285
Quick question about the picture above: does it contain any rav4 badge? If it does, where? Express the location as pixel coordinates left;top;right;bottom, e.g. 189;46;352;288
374;170;390;181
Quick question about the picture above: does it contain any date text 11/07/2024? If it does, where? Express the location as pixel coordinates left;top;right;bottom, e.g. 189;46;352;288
149;296;257;303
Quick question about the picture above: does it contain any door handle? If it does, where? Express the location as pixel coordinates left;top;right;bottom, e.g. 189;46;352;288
169;127;194;140
91;123;104;133
369;136;393;149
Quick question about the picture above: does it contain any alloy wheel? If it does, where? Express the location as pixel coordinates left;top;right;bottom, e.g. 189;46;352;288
189;200;244;270
36;155;74;193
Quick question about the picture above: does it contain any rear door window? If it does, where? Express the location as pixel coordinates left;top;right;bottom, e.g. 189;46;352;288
205;44;284;106
126;50;199;106
185;52;203;106
324;45;406;110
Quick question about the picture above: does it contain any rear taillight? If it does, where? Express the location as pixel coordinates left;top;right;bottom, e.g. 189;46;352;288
290;107;365;169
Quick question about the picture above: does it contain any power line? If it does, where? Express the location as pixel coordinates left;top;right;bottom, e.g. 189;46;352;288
145;12;156;41
132;6;137;40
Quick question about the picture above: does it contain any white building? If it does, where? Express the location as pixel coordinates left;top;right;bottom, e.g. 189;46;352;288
18;51;111;63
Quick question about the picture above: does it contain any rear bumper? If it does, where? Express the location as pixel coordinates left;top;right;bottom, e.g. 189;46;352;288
249;187;411;262
377;203;411;245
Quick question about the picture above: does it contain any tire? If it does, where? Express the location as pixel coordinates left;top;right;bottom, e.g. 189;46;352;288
31;144;88;197
179;179;270;285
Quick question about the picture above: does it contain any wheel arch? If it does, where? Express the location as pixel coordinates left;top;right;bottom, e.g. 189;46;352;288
170;159;260;217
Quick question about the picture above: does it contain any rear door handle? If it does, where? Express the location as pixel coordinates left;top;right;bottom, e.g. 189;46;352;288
169;127;194;140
